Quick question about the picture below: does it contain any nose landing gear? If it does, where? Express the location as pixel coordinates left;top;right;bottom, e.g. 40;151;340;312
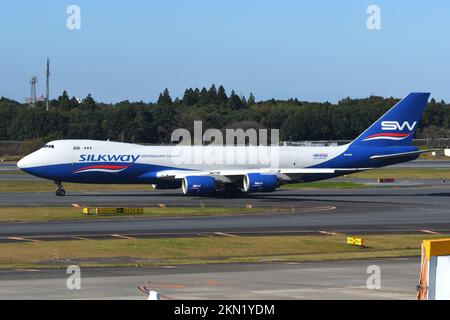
55;181;66;196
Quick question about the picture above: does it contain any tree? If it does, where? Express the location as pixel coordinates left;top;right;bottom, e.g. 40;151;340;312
217;85;228;105
423;98;444;127
0;87;449;148
157;88;173;106
82;94;96;108
57;90;71;110
420;125;444;147
153;104;176;142
69;97;80;109
227;90;244;110
207;84;218;104
199;87;209;105
182;88;198;106
248;92;256;105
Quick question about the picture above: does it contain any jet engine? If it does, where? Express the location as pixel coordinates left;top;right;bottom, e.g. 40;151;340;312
243;173;278;193
151;180;182;189
182;176;216;195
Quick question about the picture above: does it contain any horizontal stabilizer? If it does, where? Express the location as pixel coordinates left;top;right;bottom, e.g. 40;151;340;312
369;149;439;160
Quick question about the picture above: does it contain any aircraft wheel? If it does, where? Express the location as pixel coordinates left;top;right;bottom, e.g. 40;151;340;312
56;189;66;196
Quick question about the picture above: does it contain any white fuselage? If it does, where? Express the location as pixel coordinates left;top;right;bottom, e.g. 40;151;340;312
18;140;350;172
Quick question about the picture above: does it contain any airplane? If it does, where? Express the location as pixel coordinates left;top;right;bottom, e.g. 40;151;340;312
17;92;435;197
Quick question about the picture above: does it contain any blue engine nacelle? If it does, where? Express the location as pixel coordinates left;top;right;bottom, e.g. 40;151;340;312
151;180;182;189
182;176;216;195
243;173;278;193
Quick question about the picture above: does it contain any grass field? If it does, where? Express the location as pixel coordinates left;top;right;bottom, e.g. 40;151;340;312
0;234;443;269
0;206;286;222
0;170;25;175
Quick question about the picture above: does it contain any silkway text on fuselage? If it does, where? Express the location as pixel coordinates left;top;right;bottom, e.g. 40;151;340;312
79;154;140;163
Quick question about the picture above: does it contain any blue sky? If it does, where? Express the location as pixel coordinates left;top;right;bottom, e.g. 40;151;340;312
0;1;449;103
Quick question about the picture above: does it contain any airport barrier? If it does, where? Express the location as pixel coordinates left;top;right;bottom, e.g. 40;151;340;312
417;238;450;300
138;283;161;300
82;207;144;216
445;149;450;157
377;178;395;183
346;236;366;248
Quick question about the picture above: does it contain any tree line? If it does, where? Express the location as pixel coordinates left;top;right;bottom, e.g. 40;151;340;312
0;85;449;146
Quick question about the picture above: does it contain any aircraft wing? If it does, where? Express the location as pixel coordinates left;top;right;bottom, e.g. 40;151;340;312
156;168;366;182
369;149;439;160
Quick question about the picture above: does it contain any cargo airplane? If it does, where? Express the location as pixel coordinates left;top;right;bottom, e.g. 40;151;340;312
18;92;434;196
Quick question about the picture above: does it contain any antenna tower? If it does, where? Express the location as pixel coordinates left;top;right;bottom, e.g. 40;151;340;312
45;58;50;111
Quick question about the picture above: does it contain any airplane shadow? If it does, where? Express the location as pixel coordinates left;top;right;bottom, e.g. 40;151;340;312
61;188;450;207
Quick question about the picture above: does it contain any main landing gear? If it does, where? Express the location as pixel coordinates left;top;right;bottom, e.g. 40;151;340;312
55;181;66;196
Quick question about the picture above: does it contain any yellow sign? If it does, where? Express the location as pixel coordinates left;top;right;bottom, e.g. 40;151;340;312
347;236;365;247
82;207;144;215
423;238;450;260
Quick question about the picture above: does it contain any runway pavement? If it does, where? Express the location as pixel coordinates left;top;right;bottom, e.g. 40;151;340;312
0;163;19;173
0;163;444;300
0;258;420;299
0;174;40;180
0;186;449;240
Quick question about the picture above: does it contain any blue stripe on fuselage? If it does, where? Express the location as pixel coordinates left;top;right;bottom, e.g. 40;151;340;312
311;145;419;169
21;162;187;184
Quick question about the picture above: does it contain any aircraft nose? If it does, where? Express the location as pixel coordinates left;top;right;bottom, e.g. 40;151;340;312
17;152;48;178
17;158;23;169
17;155;31;170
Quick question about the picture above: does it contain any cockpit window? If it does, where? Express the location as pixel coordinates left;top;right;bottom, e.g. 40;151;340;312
42;144;55;149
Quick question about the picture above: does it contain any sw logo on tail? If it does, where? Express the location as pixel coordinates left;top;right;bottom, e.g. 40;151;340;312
362;120;418;142
381;121;417;131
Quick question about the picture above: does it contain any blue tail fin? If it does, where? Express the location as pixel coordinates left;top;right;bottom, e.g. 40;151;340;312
351;92;430;147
